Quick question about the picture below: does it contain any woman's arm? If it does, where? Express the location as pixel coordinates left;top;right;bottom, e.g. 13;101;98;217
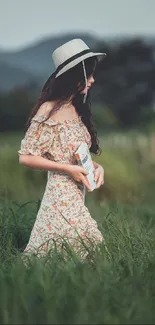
19;154;70;174
19;155;91;189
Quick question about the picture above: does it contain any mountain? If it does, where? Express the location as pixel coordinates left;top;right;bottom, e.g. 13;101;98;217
0;33;100;92
0;33;154;93
0;61;37;92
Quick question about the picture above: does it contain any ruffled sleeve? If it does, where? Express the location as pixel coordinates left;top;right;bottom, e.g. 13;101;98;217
17;115;57;157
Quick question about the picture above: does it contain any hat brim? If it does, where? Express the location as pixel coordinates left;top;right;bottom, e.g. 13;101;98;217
55;52;106;78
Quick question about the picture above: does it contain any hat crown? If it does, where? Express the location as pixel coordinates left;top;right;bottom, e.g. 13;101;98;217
52;39;90;69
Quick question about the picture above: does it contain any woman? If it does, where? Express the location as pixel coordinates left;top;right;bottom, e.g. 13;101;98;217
18;39;107;259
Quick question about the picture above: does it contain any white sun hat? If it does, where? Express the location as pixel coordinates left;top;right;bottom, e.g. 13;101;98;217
52;38;106;78
52;38;107;102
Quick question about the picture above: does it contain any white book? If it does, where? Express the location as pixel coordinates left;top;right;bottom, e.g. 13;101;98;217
74;142;96;191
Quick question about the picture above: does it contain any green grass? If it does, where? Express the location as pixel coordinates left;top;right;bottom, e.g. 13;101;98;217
0;198;155;324
1;131;155;324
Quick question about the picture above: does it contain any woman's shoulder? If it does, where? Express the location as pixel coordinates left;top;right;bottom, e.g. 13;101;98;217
32;101;58;126
35;101;54;118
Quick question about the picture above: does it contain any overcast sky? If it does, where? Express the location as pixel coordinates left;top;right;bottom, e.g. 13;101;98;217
0;0;155;50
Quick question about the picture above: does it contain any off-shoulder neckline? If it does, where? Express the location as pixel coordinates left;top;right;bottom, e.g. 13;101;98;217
32;114;82;125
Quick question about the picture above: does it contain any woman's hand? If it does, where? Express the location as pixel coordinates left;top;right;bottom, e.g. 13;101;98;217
66;165;91;191
94;165;104;189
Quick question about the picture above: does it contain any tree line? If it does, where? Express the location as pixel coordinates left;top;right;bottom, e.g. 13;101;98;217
0;37;155;132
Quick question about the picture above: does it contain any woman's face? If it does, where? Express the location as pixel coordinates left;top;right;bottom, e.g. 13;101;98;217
80;74;95;94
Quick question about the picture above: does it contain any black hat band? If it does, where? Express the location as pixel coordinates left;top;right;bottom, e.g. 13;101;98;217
55;49;92;76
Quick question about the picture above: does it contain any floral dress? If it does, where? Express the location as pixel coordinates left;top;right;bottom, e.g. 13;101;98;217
18;113;104;259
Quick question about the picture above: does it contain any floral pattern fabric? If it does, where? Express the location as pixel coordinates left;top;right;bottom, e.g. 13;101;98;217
18;114;104;259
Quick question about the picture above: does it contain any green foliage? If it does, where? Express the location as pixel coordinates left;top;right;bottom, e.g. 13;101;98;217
0;199;155;324
0;133;47;202
92;104;120;132
0;89;35;132
93;147;141;203
95;38;155;128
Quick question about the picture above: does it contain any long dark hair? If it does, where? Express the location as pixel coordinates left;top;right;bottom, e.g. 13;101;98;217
25;56;102;155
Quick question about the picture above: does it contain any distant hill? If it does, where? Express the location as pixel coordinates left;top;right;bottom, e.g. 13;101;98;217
0;61;37;92
0;33;154;92
0;33;100;92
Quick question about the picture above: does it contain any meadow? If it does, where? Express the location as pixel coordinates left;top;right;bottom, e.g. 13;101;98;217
0;131;155;324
